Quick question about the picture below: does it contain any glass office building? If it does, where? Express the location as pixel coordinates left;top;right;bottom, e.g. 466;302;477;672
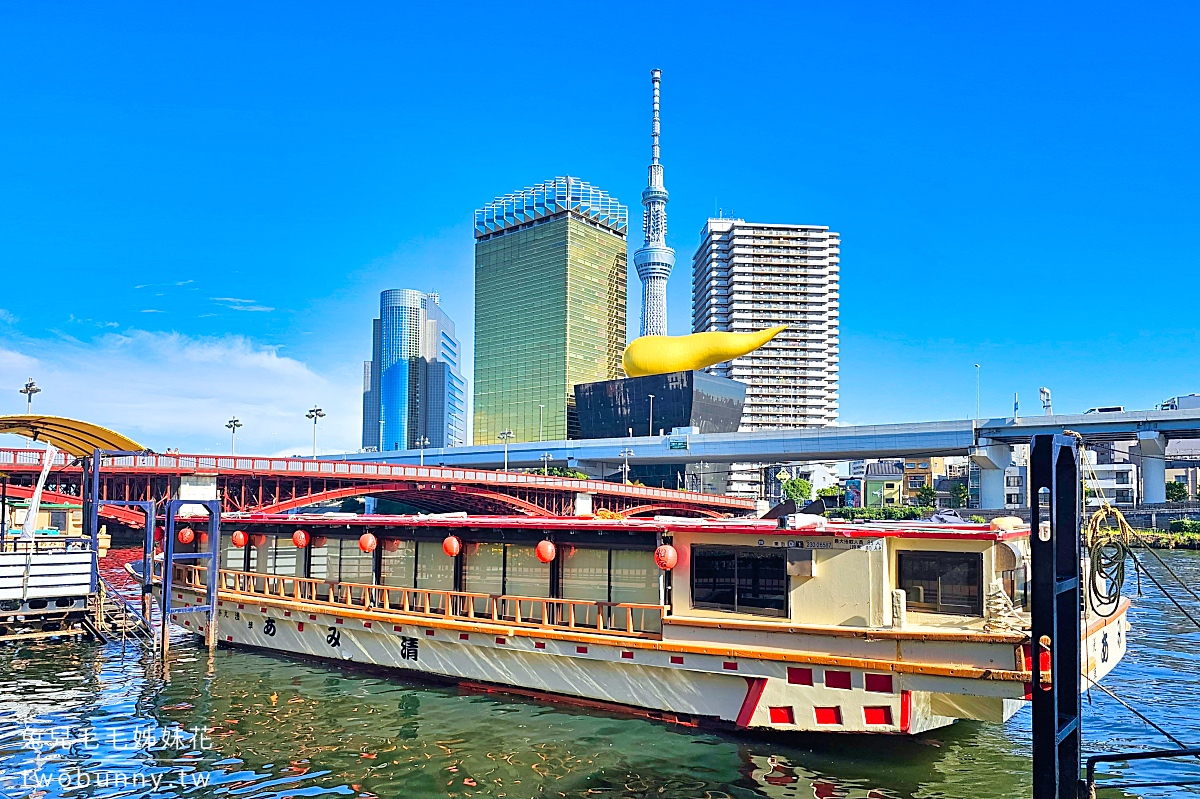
573;370;746;439
474;177;628;444
362;290;467;452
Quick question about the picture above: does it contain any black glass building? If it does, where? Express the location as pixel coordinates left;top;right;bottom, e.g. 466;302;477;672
572;370;745;439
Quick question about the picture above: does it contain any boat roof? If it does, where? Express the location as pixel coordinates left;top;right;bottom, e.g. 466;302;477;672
218;513;1030;541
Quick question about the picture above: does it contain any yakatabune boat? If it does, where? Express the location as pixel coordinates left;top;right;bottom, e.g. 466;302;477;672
162;512;1129;734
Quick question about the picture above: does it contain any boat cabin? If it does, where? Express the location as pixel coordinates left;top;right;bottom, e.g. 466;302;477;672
196;513;1031;636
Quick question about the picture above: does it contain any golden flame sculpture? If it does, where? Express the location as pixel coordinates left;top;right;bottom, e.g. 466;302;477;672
621;325;788;378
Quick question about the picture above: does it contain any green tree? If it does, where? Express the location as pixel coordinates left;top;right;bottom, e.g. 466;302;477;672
914;484;937;506
949;482;970;509
782;478;813;503
542;466;591;480
1166;480;1189;503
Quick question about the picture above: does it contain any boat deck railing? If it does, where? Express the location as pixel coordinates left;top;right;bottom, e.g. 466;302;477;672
175;566;664;638
1;535;95;554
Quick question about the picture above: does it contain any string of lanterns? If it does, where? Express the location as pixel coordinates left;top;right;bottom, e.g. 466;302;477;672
214;529;678;572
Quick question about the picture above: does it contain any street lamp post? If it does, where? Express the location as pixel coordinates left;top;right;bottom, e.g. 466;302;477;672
225;417;243;455
538;404;545;442
19;378;40;414
305;406;325;458
620;448;634;484
540;451;552;475
498;429;514;471
417;436;430;466
648;394;655;437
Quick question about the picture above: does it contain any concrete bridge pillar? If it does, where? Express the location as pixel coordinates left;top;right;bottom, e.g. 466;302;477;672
1137;431;1167;505
970;443;1012;509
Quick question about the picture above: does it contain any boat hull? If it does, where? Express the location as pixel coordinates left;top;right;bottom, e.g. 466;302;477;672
167;584;1129;735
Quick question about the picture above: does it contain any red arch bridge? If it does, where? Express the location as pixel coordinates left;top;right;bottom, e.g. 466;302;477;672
0;448;753;524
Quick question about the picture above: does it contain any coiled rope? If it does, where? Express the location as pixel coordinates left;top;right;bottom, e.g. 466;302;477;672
1084;498;1200;629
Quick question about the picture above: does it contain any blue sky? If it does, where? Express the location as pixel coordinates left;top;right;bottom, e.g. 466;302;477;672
1;2;1198;454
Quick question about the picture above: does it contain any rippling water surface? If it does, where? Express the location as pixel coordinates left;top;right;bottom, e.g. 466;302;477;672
1;550;1197;798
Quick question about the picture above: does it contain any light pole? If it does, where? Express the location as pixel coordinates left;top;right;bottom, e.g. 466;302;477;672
648;394;655;437
540;451;552;475
417;436;430;466
538;404;545;442
19;378;40;415
620;448;634;484
306;406;325;458
498;429;514;471
225;417;243;455
974;364;981;421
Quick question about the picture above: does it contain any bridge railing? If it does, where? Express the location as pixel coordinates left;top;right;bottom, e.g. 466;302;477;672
0;447;749;508
177;566;663;638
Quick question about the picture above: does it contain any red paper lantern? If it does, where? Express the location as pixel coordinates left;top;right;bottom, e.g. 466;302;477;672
292;529;310;548
231;530;247;548
250;534;267;548
312;535;328;548
382;538;403;553
199;532;210;547
442;535;462;557
654;544;678;570
177;526;195;545
153;526;165;543
358;532;378;553
535;540;557;563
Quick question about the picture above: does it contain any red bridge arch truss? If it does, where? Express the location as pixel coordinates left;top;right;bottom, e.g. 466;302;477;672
0;449;753;521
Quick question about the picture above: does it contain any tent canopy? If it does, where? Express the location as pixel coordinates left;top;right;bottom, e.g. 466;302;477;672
0;415;146;458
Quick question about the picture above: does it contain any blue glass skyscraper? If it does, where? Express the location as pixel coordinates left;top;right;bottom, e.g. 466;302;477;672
362;290;467;452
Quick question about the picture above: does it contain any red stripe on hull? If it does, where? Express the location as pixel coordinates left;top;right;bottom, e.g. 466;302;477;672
736;677;768;728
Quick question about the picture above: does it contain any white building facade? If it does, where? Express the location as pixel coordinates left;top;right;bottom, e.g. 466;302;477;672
691;219;841;497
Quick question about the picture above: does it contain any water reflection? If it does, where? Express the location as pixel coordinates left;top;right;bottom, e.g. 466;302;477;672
1;551;1198;798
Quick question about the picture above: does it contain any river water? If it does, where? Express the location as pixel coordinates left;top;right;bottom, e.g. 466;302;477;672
1;550;1197;799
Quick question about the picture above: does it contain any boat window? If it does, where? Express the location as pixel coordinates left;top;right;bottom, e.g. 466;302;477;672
310;539;333;582
561;546;609;627
262;536;303;577
463;542;504;594
381;539;416;588
219;535;243;571
506;545;550;598
610;549;660;631
415;541;454;592
338;540;375;585
897;551;983;616
692;546;788;618
505;545;549;621
306;538;373;585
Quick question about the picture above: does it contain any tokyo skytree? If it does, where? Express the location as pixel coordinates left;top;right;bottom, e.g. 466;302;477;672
632;69;675;337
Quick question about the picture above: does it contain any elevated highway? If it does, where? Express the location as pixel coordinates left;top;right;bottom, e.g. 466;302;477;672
343;407;1200;506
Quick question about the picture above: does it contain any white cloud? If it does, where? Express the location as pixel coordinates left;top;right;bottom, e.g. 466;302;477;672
0;331;359;456
211;297;275;313
0;309;17;324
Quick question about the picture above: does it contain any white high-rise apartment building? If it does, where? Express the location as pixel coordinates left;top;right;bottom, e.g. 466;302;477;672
692;218;840;497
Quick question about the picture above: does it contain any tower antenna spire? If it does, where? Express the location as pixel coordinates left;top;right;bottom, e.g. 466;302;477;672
651;68;661;165
633;68;676;338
